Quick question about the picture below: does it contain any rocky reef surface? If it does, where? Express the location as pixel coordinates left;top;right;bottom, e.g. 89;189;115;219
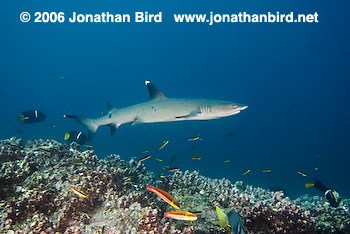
0;137;349;234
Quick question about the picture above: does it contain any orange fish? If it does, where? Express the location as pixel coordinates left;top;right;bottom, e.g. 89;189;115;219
69;187;87;198
164;211;197;221
146;186;180;209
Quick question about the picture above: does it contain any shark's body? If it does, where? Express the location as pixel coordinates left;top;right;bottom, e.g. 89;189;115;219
65;81;247;140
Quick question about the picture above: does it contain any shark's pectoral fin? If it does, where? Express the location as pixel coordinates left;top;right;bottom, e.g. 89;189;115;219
131;117;143;126
175;111;201;119
108;123;119;135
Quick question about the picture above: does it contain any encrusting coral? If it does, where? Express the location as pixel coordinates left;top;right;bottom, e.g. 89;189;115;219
0;137;349;233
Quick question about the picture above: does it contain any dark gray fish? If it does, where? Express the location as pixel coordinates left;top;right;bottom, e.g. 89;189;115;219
170;154;178;163
64;131;87;145
17;110;46;124
15;129;24;134
225;132;235;136
227;210;247;234
189;145;198;151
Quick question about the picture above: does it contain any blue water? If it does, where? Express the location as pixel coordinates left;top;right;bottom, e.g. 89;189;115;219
1;1;349;199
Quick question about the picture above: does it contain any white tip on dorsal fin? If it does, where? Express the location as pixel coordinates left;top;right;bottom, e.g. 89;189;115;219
145;80;166;101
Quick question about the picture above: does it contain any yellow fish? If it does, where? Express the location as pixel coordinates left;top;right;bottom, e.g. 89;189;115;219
168;168;180;172
138;155;151;163
83;145;93;148
305;183;314;189
35;148;51;155
164;211;197;221
262;169;271;173
70;187;87;198
130;156;137;159
316;154;323;160
142;150;149;153
216;206;228;228
297;171;307;177
242;169;251;175
224;160;230;163
64;132;70;141
158;140;169;150
188;136;200;141
189;211;202;215
72;162;83;165
192;157;202;160
155;158;163;162
162;165;170;170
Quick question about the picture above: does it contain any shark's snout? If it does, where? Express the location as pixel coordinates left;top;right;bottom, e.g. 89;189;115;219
229;104;247;116
239;105;248;111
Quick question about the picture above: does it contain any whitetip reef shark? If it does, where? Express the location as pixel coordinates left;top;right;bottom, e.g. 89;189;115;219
64;81;247;140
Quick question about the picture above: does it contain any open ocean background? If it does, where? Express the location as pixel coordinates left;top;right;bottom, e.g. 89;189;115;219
1;0;349;199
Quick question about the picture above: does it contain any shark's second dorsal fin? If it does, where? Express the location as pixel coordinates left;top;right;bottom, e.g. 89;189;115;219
145;80;166;101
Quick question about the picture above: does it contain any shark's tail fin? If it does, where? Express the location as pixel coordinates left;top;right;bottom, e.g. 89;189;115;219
64;115;99;141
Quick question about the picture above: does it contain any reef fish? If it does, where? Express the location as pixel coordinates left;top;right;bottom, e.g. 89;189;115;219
225;132;235;136
189;211;202;215
227;209;247;234
83;144;93;148
158;140;169;150
64;131;87;145
188;136;200;141
168;168;180;172
17;110;46;124
216;206;228;228
70;187;87;198
305;183;315;189
146;186;180;209
138;155;151;163
297;171;308;177
64;81;247;140
242;169;250;175
164;211;197;221
34;148;51;155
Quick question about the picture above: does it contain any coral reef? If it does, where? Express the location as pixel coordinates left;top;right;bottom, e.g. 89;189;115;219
0;137;349;233
158;171;317;233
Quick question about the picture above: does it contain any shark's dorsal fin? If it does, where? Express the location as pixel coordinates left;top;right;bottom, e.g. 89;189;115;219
145;80;166;101
107;103;117;113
